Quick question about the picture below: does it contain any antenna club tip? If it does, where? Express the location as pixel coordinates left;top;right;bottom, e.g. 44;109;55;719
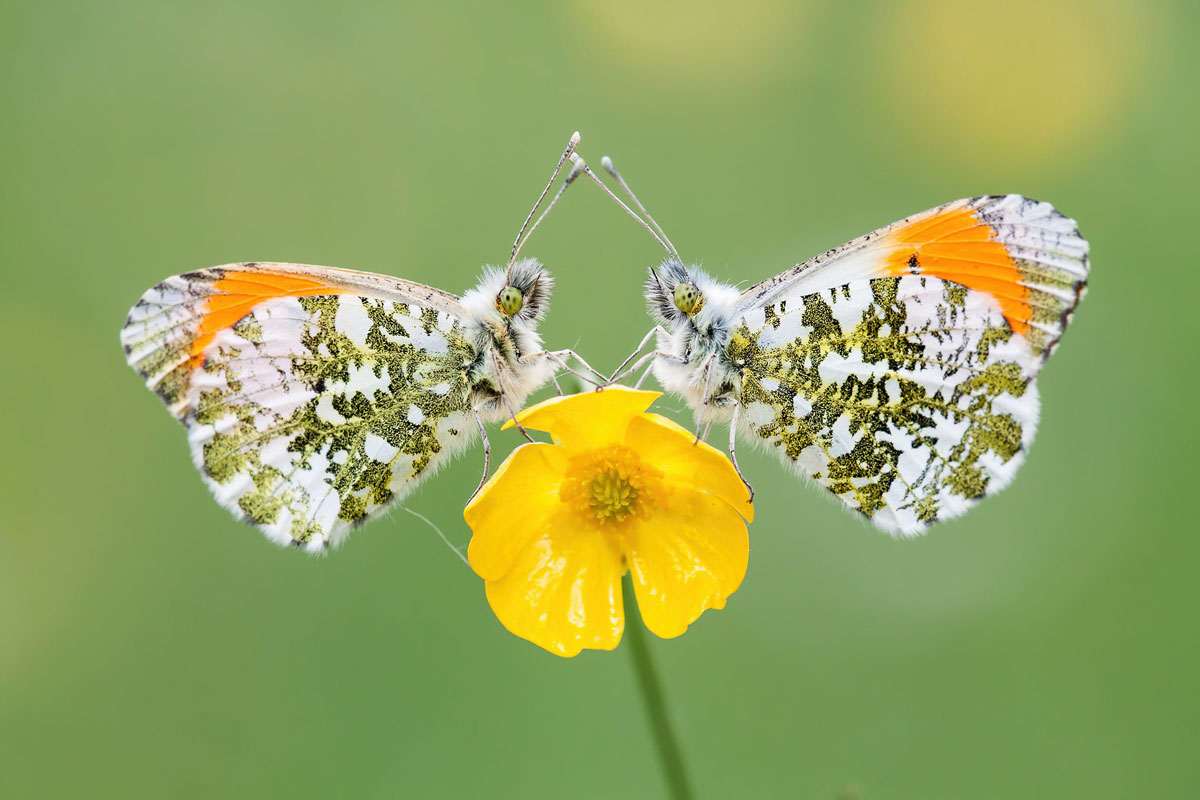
570;152;587;167
600;155;615;171
569;131;582;146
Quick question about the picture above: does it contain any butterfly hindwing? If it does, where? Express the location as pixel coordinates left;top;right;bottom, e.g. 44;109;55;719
732;275;1039;535
122;264;481;552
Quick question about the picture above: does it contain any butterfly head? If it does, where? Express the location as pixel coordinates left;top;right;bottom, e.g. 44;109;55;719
464;258;554;327
500;258;553;323
646;258;708;325
673;281;704;316
496;286;525;316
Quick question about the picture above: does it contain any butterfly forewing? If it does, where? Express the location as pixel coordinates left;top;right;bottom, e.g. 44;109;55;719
122;264;482;552
738;195;1088;360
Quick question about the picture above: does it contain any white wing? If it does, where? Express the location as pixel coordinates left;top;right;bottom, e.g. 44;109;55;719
122;264;480;552
729;195;1088;534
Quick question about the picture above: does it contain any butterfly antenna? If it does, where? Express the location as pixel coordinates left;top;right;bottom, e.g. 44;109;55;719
507;131;581;278
600;155;680;259
571;153;676;258
516;153;587;257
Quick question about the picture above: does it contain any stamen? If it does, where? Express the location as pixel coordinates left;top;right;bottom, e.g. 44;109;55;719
589;466;640;523
560;445;664;527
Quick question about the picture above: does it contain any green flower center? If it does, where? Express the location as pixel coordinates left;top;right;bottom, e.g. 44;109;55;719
560;445;664;528
588;467;640;524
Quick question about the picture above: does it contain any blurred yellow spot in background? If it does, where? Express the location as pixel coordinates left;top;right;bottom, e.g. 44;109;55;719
875;0;1159;166
570;0;807;88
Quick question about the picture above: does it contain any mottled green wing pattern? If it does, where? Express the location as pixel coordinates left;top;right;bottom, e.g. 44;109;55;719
123;273;481;552
730;276;1041;535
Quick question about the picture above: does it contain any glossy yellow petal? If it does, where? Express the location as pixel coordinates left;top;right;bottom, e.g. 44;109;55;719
468;385;757;654
502;386;660;449
465;443;567;581
626;413;755;522
626;490;749;639
484;509;626;657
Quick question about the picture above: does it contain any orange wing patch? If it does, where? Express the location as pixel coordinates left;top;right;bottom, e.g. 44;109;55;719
123;265;358;419
189;270;345;365
883;207;1030;335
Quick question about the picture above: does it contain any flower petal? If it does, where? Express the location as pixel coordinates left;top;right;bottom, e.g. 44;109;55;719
626;413;755;522
465;443;567;581
626;489;749;639
484;509;626;657
502;386;660;449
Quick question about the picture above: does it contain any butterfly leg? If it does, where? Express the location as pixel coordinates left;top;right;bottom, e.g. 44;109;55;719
611;348;688;388
562;349;608;386
468;411;492;504
522;350;603;390
693;353;717;445
728;401;755;503
607;326;664;384
544;349;607;387
633;358;656;389
498;395;537;444
489;349;537;443
611;350;656;386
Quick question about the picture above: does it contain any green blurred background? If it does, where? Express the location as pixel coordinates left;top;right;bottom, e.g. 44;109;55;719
4;1;1198;797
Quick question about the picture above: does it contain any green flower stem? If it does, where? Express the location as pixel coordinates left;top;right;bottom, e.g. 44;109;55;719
622;575;695;800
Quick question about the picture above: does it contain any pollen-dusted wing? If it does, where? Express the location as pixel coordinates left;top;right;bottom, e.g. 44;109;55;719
121;260;556;552
729;195;1088;534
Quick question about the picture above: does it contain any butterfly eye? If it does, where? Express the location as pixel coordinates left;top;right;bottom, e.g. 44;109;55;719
496;286;525;317
673;282;704;316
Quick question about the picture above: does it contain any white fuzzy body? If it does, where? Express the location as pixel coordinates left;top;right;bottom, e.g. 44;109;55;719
651;271;743;425
459;264;558;421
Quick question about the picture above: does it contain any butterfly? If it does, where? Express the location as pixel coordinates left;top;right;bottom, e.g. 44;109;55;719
121;132;601;553
574;153;1089;536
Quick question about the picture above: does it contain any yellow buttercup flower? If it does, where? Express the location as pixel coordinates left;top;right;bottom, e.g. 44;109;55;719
465;387;754;657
